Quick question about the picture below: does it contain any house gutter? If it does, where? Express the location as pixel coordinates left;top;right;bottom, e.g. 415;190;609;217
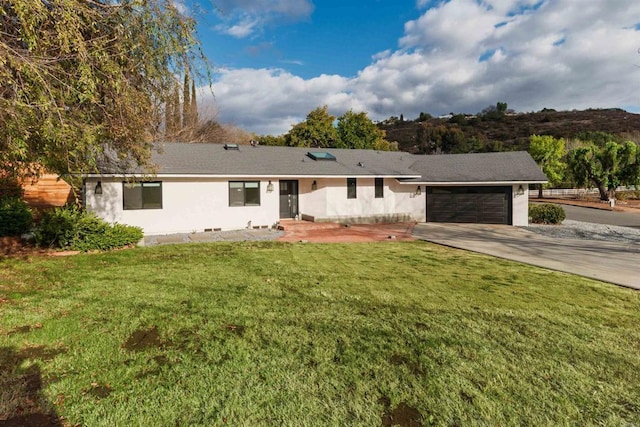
395;180;548;185
84;173;423;179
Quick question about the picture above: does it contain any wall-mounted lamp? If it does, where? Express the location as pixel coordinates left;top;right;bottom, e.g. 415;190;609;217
415;185;422;196
266;180;274;193
95;181;103;195
515;184;525;197
311;180;318;191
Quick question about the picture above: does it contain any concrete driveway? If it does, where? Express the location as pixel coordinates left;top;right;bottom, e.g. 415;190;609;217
413;223;640;290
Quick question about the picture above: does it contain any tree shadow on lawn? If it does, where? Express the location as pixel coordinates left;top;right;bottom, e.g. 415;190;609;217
0;345;64;426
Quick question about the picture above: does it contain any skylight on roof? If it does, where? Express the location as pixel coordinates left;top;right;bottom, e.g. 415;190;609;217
307;151;336;161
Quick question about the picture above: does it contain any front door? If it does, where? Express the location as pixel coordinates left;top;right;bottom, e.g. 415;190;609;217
279;180;299;219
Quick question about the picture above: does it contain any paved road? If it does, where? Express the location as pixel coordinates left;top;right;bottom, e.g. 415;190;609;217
532;202;640;228
413;223;640;290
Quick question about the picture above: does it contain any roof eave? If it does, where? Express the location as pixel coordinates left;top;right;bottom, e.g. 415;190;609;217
85;173;423;179
397;179;548;185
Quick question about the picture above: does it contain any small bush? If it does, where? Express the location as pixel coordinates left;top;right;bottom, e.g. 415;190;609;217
615;190;640;201
0;177;23;199
35;205;143;251
529;204;566;224
0;198;33;236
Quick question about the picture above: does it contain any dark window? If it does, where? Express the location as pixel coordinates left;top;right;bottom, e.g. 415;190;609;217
229;181;260;206
123;182;162;210
347;178;357;199
375;178;384;198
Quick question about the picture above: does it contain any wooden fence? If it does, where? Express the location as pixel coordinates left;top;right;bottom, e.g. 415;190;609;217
21;174;76;209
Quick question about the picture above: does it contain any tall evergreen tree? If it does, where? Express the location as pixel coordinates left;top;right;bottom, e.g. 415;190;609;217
169;84;180;136
165;95;174;136
182;73;190;130
191;81;198;127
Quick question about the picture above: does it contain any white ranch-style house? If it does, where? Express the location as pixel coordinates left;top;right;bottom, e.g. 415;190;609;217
84;143;547;235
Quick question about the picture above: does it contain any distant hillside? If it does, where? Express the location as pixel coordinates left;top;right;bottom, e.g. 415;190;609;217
379;109;640;154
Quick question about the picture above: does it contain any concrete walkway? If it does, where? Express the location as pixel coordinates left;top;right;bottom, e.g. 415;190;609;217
143;228;283;246
413;223;640;290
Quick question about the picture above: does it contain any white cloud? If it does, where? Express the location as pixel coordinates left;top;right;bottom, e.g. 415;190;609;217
213;0;314;38
216;16;259;38
208;0;640;135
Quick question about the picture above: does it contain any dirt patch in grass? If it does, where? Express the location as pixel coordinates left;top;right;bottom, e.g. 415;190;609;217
122;326;163;351
84;383;112;399
1;413;61;427
6;323;43;336
153;355;169;366
223;324;245;336
389;354;424;376
379;396;424;427
8;325;33;335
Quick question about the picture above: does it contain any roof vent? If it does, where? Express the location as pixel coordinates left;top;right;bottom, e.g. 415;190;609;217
224;143;239;150
358;161;365;167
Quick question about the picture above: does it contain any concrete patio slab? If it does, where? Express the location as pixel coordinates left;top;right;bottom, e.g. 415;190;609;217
413;223;640;290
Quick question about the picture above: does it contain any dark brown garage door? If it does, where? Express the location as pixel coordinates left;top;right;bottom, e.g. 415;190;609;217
426;186;512;225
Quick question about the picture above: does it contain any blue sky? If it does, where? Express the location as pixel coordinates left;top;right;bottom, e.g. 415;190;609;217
201;0;419;79
184;0;640;135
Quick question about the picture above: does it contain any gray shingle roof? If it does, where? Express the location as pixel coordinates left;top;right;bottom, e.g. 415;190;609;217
97;143;547;183
408;151;548;183
147;143;420;177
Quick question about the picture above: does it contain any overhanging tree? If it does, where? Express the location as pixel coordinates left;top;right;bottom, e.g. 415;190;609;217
567;140;640;201
0;0;207;180
287;106;338;148
528;135;566;198
336;110;392;151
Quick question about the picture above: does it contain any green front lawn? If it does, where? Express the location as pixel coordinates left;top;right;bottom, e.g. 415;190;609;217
1;241;639;426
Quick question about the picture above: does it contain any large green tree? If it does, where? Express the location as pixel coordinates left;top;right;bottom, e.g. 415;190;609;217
336;110;392;151
416;123;467;154
567;139;640;201
287;106;338;148
0;0;206;179
528;135;566;198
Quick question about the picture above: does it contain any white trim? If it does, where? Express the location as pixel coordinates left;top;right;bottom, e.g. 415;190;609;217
85;173;423;179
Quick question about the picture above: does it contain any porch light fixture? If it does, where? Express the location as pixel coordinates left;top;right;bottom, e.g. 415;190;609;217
95;181;103;195
266;180;274;193
311;180;318;191
515;185;525;197
415;186;422;196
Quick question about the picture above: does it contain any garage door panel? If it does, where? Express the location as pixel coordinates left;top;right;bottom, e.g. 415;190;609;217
427;187;511;224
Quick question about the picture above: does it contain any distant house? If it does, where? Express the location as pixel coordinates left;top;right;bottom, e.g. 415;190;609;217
84;143;547;235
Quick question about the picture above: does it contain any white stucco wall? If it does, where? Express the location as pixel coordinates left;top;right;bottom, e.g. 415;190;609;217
512;183;529;226
298;178;425;223
85;177;529;235
86;177;280;235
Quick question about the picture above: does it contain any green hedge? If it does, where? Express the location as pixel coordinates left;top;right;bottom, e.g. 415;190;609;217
529;204;566;224
35;205;143;251
0;197;33;236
